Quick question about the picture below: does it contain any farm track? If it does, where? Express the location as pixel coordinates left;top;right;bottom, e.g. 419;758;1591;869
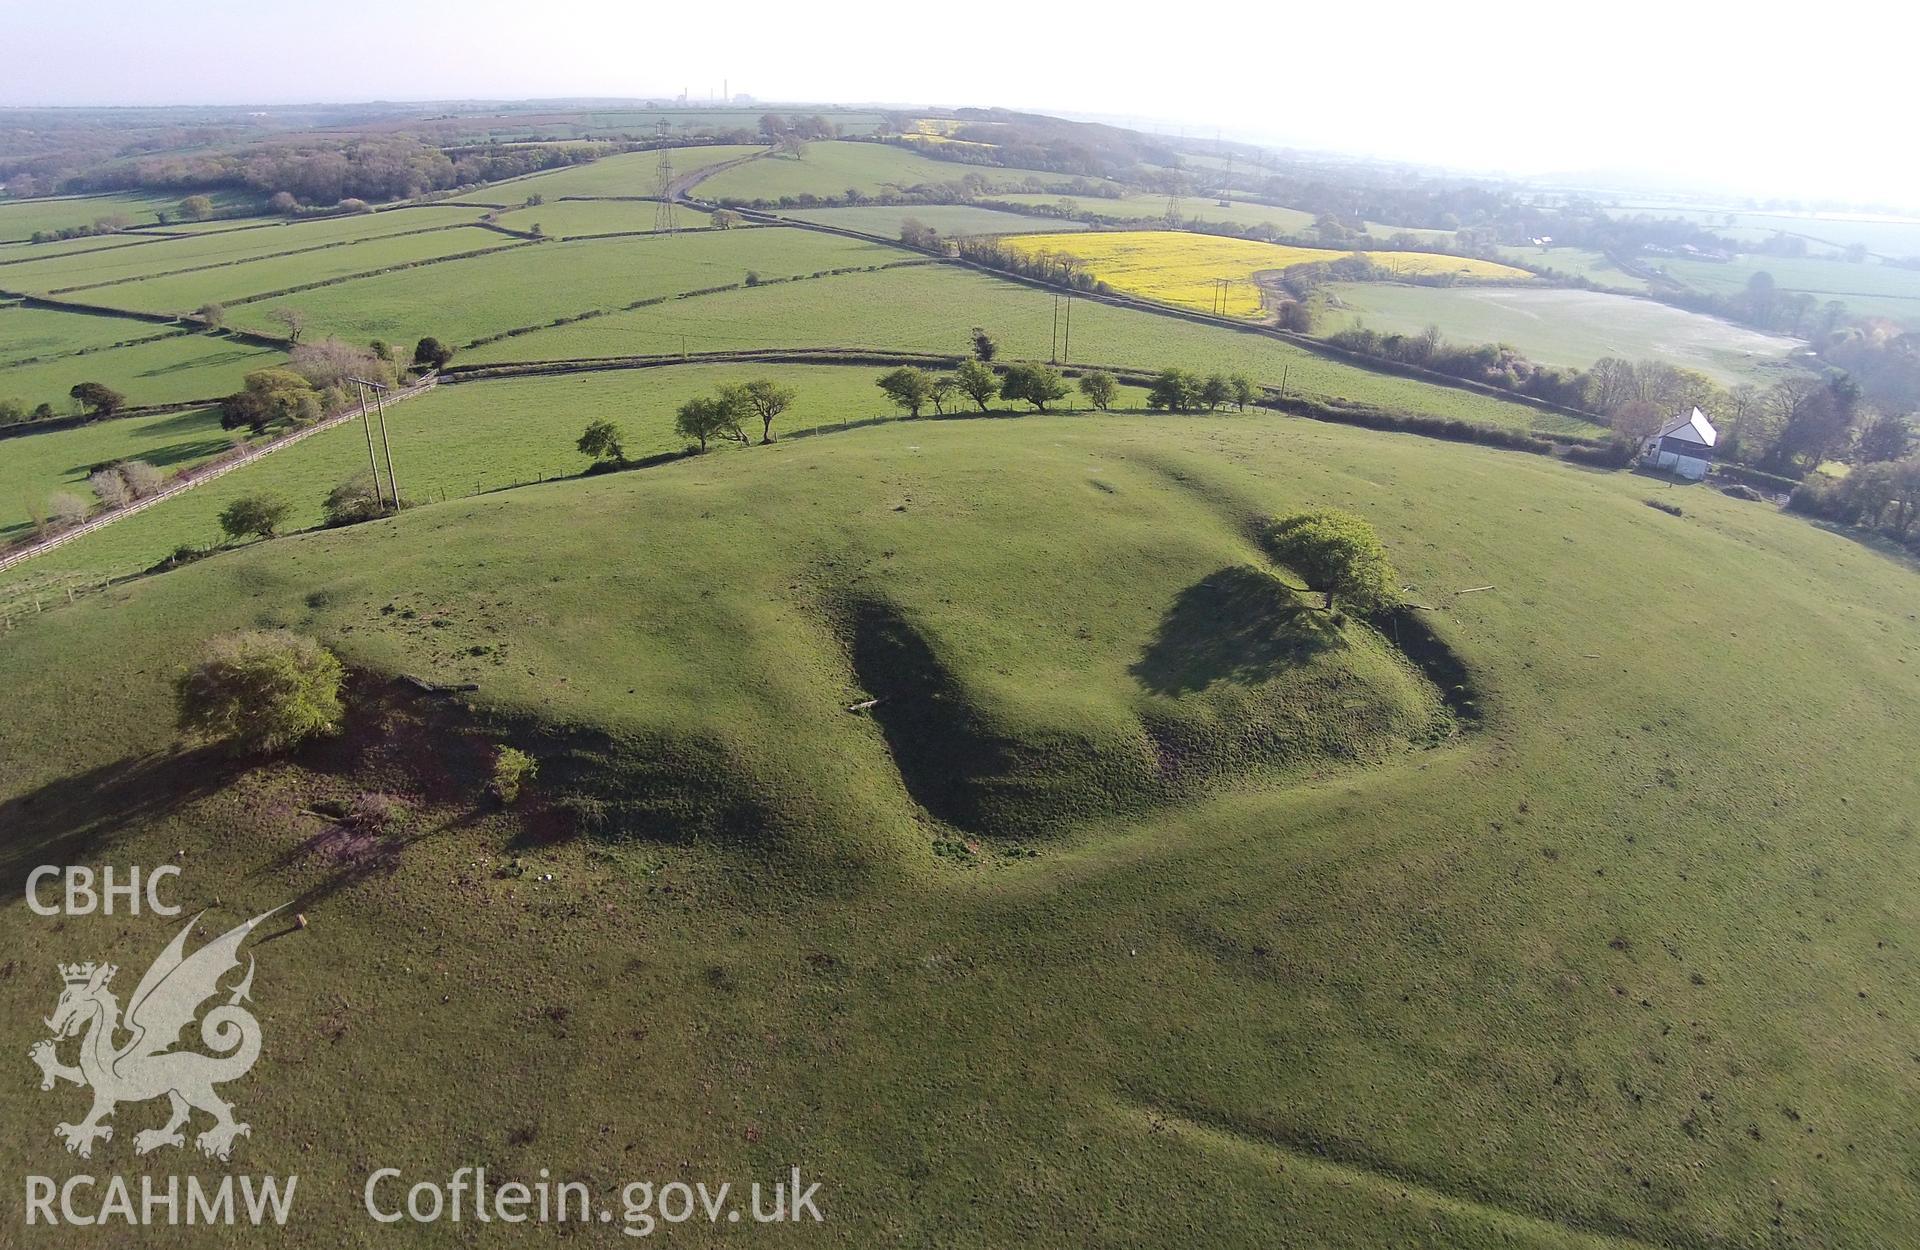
0;376;438;575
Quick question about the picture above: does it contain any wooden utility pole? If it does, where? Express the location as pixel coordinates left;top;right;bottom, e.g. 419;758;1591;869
356;382;385;507
351;377;398;507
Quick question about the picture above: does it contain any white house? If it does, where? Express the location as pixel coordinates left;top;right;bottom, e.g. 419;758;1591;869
1642;408;1718;480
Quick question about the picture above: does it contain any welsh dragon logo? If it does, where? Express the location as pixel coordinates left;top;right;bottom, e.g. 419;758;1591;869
29;906;282;1162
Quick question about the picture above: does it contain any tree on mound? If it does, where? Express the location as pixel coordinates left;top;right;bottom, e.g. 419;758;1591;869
175;630;344;756
1262;509;1399;613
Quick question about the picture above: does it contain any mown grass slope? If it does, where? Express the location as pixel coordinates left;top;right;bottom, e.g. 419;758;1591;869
0;413;1914;1247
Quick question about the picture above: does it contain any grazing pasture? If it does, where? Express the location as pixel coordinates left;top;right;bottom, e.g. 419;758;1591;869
0;303;183;365
0;190;254;243
993;191;1317;236
489;144;766;201
0;404;237;540
12;364;969;579
0;206;493;293
0;332;284;410
1653;254;1920;327
780;204;1092;238
457;263;1592;434
1608;202;1920;257
693;141;1069;203
488;200;715;237
1002;231;1532;318
48;227;517;316
210;228;906;346
2;411;1916;1246
1321;282;1807;384
1496;245;1655;291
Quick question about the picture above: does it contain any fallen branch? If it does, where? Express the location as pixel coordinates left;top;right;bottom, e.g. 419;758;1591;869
1456;585;1496;595
847;698;883;713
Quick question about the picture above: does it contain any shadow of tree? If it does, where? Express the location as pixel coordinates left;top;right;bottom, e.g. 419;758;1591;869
1130;566;1343;697
0;746;238;906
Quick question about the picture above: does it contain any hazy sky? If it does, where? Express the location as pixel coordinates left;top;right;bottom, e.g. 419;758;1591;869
4;0;1910;206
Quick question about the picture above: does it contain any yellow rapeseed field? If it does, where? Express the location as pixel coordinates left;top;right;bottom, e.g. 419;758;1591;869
1001;231;1532;319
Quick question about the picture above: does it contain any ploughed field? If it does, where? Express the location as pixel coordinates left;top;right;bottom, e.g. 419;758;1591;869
0;412;1914;1246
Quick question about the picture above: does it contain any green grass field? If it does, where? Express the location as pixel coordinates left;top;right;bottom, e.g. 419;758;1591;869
1323;282;1807;384
693;142;1067;203
48;228;518;317
1653;254;1920;327
1497;246;1654;292
488;145;767;201
0;304;184;365
11;364;1144;582
780;204;1091;238
0;207;492;294
0;332;285;410
993;191;1317;235
204;229;907;346
459;262;1594;435
0;191;256;243
1;411;1914;1246
0;405;239;540
488;200;715;237
1608;202;1920;258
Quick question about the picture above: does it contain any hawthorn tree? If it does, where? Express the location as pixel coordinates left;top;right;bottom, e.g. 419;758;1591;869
1078;370;1117;412
576;419;627;464
175;630;344;756
218;493;291;542
676;396;742;451
69;382;127;419
1000;363;1069;412
735;378;797;443
1146;368;1204;413
970;327;999;362
413;337;454;372
1262;509;1399;614
954;359;999;412
269;306;306;344
877;367;937;418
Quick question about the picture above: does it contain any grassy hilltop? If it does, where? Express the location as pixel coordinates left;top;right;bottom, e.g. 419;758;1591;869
1;411;1916;1246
